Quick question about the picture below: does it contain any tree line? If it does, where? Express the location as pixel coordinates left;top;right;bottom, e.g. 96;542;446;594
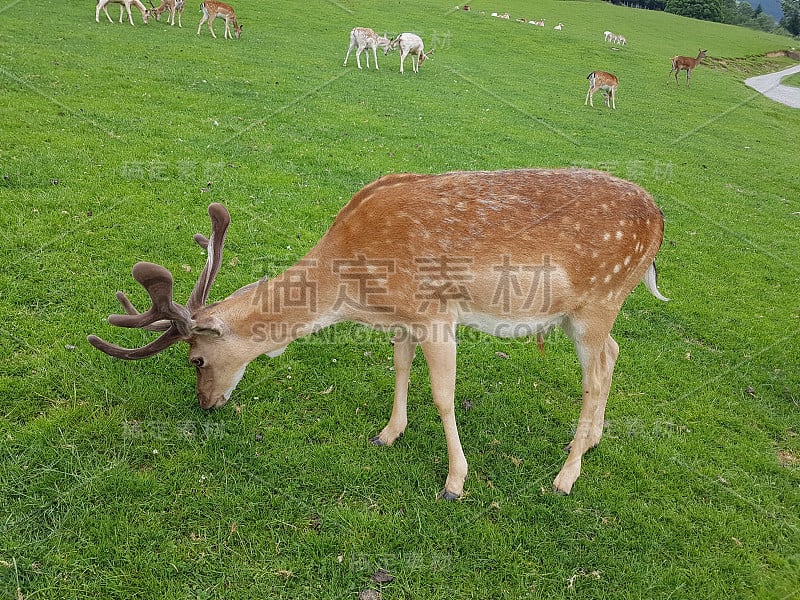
605;0;800;36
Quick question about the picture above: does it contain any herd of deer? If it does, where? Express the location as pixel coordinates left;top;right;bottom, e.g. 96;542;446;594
86;6;708;500
95;0;241;39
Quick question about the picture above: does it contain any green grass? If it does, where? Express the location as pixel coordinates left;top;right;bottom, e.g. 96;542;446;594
1;0;799;598
782;71;800;86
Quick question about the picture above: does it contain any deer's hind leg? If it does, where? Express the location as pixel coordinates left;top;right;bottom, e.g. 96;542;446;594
553;313;619;495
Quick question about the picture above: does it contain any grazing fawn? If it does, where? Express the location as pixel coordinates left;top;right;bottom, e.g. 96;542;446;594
585;71;618;109
197;0;241;39
668;49;707;86
89;169;668;499
148;0;185;26
96;0;150;25
343;27;392;70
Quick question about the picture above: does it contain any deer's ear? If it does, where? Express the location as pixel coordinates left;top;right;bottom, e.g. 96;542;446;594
191;316;226;338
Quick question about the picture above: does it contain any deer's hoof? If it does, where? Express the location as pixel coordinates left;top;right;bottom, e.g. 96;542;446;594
437;489;461;501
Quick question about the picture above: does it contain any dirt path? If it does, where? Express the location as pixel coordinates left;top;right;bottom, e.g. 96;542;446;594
744;63;800;109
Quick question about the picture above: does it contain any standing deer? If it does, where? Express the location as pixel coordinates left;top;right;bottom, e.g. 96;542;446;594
668;49;707;86
343;27;392;70
89;169;668;499
197;0;241;39
585;71;618;109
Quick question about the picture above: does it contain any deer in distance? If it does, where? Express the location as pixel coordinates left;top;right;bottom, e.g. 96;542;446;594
668;49;707;86
89;169;668;500
585;71;618;109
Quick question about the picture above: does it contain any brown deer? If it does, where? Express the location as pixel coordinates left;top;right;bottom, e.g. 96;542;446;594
585;71;618;109
197;0;241;39
147;0;185;27
668;49;707;86
88;169;668;499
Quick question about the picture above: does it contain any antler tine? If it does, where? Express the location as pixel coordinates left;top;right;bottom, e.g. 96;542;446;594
193;233;209;249
88;325;185;360
108;262;193;336
87;262;193;359
115;291;171;331
187;203;231;312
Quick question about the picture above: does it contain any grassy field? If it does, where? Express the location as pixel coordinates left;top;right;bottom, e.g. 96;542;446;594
783;71;800;86
1;0;799;598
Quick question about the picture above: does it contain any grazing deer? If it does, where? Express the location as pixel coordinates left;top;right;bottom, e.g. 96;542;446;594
148;0;185;26
388;33;434;74
668;49;707;86
585;71;618;109
96;0;150;25
343;27;392;70
197;0;241;39
88;169;668;499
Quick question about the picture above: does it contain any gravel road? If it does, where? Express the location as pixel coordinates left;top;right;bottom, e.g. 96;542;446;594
744;63;800;109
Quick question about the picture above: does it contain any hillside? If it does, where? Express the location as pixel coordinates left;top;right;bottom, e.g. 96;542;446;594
0;1;798;599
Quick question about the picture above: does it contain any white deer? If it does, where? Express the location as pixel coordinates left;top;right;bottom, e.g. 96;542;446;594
96;0;150;25
388;33;434;74
89;169;668;500
343;27;392;70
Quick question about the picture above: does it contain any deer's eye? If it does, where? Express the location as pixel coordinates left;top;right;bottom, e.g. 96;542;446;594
190;357;205;368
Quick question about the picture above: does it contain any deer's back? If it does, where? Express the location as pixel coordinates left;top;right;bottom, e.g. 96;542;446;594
312;169;664;320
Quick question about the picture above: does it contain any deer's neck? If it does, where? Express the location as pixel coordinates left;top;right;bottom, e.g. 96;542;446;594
220;255;347;352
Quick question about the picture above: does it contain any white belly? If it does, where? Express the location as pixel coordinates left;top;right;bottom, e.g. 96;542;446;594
460;312;565;339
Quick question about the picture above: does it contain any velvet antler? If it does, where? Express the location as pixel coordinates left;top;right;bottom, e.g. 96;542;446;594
88;203;231;359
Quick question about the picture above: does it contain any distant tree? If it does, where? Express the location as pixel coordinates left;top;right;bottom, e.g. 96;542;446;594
737;1;755;18
754;10;778;27
781;0;800;34
665;0;724;21
754;3;763;14
722;0;745;22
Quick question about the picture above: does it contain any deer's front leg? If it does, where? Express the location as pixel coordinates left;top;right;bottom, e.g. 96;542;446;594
420;330;467;500
371;333;416;447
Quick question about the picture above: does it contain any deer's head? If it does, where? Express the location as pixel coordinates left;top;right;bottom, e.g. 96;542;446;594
88;203;260;409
